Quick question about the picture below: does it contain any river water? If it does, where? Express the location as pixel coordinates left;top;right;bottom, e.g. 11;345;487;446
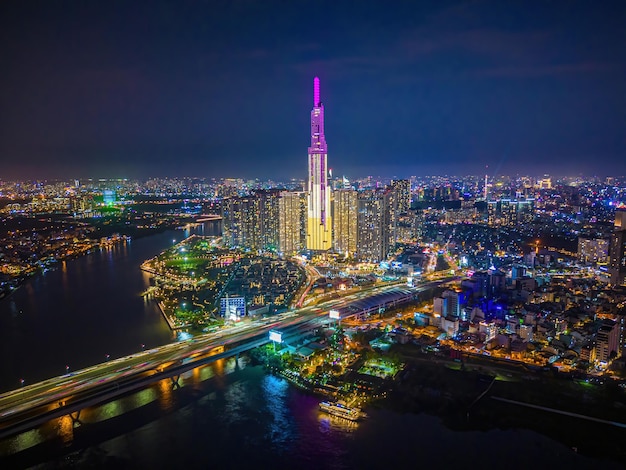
1;357;613;469
0;229;199;393
0;230;619;468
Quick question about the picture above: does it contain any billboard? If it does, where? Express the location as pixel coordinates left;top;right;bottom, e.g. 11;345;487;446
329;309;340;319
269;330;283;343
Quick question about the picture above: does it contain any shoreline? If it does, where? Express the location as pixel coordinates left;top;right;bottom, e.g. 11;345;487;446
155;299;187;330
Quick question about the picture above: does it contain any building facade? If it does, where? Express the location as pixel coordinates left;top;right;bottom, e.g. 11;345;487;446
578;237;609;264
356;190;388;262
278;191;306;255
306;77;332;251
222;190;280;252
609;208;626;286
332;189;358;257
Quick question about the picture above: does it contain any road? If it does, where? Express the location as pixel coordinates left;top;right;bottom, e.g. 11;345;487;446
0;279;449;438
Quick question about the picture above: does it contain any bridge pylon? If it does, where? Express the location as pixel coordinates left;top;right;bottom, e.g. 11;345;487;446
170;375;181;389
69;410;82;427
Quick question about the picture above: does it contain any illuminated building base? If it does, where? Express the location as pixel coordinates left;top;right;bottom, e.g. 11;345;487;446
306;215;332;251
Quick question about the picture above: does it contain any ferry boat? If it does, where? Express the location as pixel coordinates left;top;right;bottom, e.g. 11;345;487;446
319;401;363;421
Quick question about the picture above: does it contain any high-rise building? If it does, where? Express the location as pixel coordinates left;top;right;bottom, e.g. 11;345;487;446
386;181;411;250
257;190;281;252
442;290;461;318
357;190;388;262
222;195;261;249
278;191;306;255
500;199;517;226
578;237;609;264
222;190;280;252
609;208;626;286
390;179;411;214
517;198;535;223
332;189;358;257
595;319;620;364
306;77;332;251
487;200;498;226
487;197;534;227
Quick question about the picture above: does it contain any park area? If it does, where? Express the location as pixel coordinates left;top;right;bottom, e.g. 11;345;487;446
358;358;401;379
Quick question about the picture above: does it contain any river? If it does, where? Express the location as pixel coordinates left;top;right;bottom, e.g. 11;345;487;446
0;228;203;393
1;357;613;469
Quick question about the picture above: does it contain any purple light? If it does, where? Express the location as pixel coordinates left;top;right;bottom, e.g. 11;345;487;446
314;77;320;107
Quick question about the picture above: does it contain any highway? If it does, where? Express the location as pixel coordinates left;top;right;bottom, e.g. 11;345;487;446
0;279;450;439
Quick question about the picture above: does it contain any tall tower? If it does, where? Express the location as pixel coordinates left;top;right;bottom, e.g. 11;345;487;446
306;77;332;251
609;207;626;286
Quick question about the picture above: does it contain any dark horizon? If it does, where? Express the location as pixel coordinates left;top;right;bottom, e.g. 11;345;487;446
1;1;625;180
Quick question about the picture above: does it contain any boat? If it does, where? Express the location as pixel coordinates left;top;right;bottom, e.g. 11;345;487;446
319;401;363;421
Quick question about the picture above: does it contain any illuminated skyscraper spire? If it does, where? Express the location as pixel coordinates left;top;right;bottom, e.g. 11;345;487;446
314;77;320;107
306;77;332;251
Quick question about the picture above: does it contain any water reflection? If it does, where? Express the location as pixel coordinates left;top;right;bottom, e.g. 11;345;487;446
56;415;74;445
262;375;293;448
0;231;183;392
1;361;605;470
157;379;174;412
318;414;359;434
3;427;45;454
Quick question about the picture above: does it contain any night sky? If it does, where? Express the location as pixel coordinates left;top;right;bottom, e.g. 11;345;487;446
1;1;625;180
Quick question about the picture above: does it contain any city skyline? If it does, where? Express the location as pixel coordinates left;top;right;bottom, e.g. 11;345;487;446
1;1;625;180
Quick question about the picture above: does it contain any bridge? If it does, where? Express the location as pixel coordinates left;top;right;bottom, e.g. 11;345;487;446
195;214;222;223
0;279;451;440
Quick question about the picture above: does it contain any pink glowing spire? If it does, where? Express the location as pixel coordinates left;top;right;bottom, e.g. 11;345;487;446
314;77;320;107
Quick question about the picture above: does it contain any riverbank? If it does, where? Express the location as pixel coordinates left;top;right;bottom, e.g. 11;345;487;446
382;352;626;465
155;300;187;330
0;230;179;393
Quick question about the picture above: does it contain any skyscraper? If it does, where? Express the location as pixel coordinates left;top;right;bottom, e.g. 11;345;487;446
278;191;306;255
221;190;280;252
306;77;332;251
390;179;411;214
609;207;626;286
333;189;358;257
357;190;388;262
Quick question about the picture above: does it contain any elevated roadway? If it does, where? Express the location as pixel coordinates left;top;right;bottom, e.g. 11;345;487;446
0;279;452;440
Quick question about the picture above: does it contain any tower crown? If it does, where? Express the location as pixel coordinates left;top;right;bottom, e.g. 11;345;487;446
314;77;320;107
